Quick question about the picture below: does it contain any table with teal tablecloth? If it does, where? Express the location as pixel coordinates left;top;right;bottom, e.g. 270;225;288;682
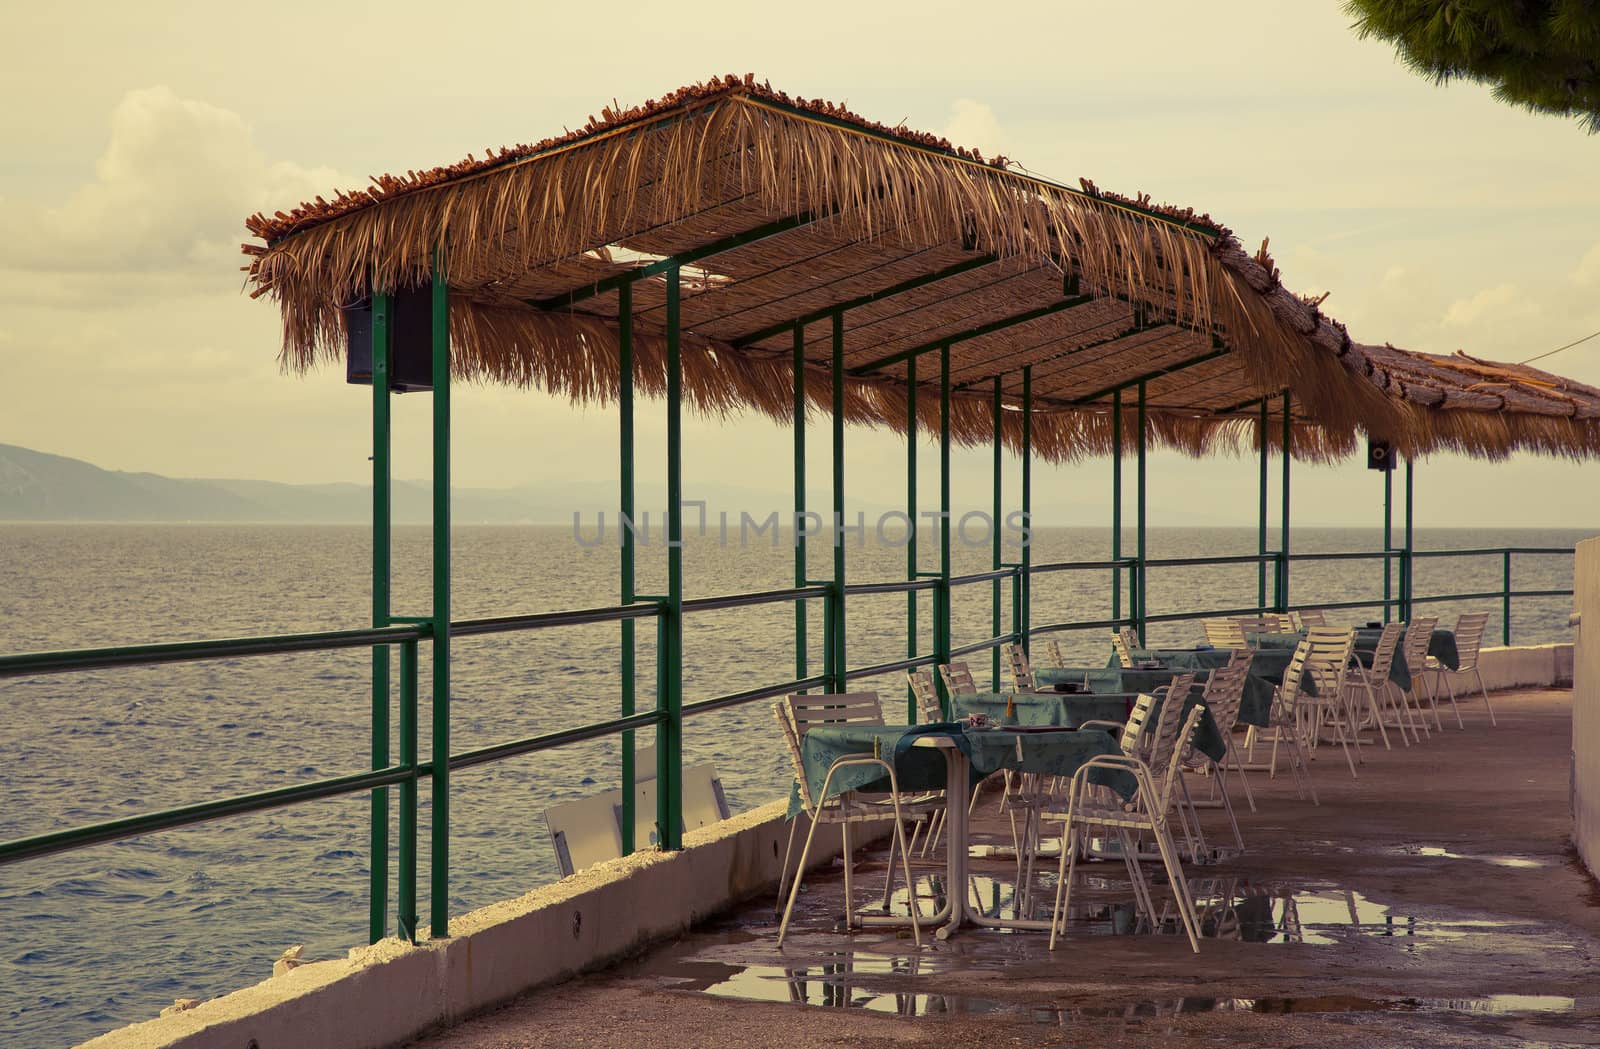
795;722;1131;810
992;676;1229;761
951;691;1133;729
1247;628;1458;692
1038;654;1277;729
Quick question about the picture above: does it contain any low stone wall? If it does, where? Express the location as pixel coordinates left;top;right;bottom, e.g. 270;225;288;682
80;800;867;1049
1477;643;1573;691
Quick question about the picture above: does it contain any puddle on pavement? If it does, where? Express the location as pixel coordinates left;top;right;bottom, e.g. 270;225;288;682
1390;844;1550;869
653;958;1583;1024
818;869;1563;952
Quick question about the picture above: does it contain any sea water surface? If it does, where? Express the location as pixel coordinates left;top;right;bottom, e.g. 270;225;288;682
0;523;1581;1047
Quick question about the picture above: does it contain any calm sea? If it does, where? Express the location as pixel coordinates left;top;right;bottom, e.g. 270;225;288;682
0;523;1583;1047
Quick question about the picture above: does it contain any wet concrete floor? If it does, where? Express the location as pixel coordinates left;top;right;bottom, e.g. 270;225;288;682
418;689;1600;1047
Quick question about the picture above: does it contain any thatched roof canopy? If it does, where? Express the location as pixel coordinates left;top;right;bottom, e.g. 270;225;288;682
244;76;1600;463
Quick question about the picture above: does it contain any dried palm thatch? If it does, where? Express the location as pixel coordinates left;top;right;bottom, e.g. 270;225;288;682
243;76;1600;462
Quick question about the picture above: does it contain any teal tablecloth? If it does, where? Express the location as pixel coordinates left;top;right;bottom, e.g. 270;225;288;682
792;723;1132;815
952;691;1133;729
1247;628;1459;692
1039;656;1275;730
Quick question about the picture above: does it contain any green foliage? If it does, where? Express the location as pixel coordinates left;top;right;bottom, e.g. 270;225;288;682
1345;0;1600;131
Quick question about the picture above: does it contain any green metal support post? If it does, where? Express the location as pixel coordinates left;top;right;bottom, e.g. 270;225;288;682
906;355;917;721
1258;399;1268;610
369;291;392;945
937;342;953;709
1112;390;1122;628
1136;382;1147;643
429;254;451;939
1404;456;1414;621
618;284;636;856
1503;551;1513;645
1383;464;1393;622
397;638;417;942
660;266;684;850
831;311;847;694
794;326;808;688
1021;366;1032;653
1280;391;1291;614
991;378;1002;690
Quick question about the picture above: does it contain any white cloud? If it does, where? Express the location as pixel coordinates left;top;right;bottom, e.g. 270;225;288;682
1441;282;1538;329
1573;243;1600;289
0;87;340;274
942;98;1009;159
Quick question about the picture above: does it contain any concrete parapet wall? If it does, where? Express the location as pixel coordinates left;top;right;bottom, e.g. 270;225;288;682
1574;539;1600;881
1476;643;1573;691
79;800;863;1049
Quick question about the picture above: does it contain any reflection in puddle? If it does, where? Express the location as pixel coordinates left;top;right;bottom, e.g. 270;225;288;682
667;960;1581;1023
1394;845;1549;869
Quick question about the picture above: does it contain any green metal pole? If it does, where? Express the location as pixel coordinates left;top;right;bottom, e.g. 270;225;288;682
992;377;1002;690
618;283;636;856
1112;390;1122;627
1136;381;1147;644
429;253;451;940
369;291;391;945
397;638;417;942
1021;366;1033;654
794;325;808;687
1281;391;1291;614
906;354;917;721
1503;550;1513;645
938;342;952;710
1258;399;1268;611
1404;456;1414;621
831;310;846;694
661;266;684;850
1383;464;1393;622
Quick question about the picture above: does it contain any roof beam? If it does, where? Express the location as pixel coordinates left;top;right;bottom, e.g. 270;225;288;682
729;254;1000;348
849;294;1096;377
953;318;1164;391
1212;388;1288;416
1066;344;1229;405
526;210;830;311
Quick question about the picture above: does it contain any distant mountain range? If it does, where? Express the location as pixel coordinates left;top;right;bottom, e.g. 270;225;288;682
0;443;896;524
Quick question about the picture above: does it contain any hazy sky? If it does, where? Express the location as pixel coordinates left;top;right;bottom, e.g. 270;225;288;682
2;1;1597;529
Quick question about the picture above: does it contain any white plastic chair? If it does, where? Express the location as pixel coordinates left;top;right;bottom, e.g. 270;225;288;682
1001;642;1037;691
1111;629;1137;668
1434;612;1496;727
1042;638;1067;668
1301;626;1368;773
1202;618;1246;649
938;661;977;697
773;693;934;946
1297;609;1327;628
1043;700;1209;952
1401;616;1442;732
1353;622;1419;745
1180;650;1255;850
1260;641;1319;804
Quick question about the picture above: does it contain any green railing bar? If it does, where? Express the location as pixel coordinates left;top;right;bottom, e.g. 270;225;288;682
733;255;999;348
685;586;829;612
447;710;667;773
1021;366;1033;656
937;341;952;714
0;765;418;868
369;289;393;945
682;677;831;717
949;634;1025;660
0;625;427;679
1504;550;1514;646
1281;390;1291;613
1112;387;1122;629
1411;547;1573;557
1136;380;1147;642
844;654;943;681
1258;398;1268;609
